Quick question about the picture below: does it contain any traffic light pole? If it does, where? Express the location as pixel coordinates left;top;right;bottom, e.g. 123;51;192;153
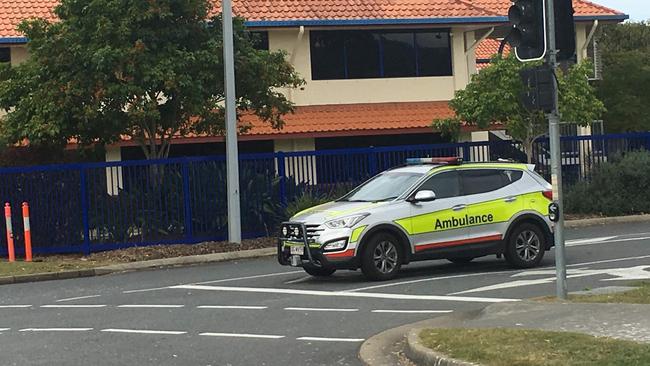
545;0;568;300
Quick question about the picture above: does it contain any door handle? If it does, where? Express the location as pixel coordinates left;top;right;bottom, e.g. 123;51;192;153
504;196;518;203
452;204;467;211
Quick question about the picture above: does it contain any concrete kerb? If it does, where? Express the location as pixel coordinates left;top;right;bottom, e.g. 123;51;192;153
405;328;478;366
0;247;276;286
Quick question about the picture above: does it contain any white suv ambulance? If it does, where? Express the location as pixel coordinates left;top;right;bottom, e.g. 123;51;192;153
277;158;554;281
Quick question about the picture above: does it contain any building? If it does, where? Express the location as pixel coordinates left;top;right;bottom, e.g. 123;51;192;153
0;0;627;165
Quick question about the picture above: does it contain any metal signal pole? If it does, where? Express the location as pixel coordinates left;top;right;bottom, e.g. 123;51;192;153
222;0;242;243
545;0;568;299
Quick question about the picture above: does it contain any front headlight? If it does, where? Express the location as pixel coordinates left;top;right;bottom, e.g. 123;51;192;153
324;214;369;229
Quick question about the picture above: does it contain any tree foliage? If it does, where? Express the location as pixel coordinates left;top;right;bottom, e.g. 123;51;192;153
0;0;303;159
596;22;650;133
433;55;605;162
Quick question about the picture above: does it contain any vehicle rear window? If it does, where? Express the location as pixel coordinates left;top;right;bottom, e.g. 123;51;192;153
461;169;522;195
418;171;460;199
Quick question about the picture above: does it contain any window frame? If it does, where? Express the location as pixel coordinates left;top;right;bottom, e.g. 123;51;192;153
309;29;452;81
458;168;524;196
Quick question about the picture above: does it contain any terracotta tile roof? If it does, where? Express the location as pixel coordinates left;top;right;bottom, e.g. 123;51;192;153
475;38;509;61
1;0;626;39
0;0;58;38
470;0;625;18
241;101;455;136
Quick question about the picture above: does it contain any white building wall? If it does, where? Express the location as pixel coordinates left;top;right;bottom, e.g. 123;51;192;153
269;28;467;106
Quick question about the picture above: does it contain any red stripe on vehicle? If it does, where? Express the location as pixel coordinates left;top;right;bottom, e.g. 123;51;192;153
415;235;503;252
324;249;355;259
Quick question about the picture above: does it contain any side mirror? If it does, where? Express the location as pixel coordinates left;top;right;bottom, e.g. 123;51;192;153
410;190;436;203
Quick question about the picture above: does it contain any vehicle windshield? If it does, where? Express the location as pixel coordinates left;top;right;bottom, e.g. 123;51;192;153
339;172;424;202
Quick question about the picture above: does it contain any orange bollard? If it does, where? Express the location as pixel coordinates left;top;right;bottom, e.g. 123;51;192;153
22;202;32;262
4;203;15;262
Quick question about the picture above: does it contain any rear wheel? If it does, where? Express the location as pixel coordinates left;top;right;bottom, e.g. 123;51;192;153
361;233;403;281
504;223;546;268
303;265;336;277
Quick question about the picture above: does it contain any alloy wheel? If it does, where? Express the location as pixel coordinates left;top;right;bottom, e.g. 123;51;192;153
515;230;541;262
373;240;398;274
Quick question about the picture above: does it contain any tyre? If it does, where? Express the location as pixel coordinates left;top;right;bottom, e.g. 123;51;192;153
447;257;474;264
504;223;546;268
303;265;336;277
360;233;403;281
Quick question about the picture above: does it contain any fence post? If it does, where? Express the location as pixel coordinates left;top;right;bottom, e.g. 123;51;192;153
181;162;194;242
276;151;287;206
462;142;471;162
368;147;378;176
79;169;91;256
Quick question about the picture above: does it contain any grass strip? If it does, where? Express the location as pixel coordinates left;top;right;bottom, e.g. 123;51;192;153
420;328;650;366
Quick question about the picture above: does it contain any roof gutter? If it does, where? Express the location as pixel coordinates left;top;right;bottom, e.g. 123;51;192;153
0;37;29;44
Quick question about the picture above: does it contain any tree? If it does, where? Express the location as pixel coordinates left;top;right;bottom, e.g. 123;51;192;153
433;55;605;163
0;0;303;159
596;22;650;133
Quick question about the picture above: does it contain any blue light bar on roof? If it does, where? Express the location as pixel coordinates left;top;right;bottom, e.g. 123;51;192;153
406;157;461;165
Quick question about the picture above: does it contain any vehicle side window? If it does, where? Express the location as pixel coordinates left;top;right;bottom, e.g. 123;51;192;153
418;171;460;199
460;169;523;195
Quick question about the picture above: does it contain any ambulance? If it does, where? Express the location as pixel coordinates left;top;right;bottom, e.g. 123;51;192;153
278;158;554;281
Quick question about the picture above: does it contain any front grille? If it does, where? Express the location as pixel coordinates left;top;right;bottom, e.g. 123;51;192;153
305;224;323;241
281;223;323;243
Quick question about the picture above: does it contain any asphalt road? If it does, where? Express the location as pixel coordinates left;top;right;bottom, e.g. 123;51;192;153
1;221;650;366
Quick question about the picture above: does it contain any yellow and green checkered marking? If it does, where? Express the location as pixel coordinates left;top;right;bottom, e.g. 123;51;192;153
395;192;549;236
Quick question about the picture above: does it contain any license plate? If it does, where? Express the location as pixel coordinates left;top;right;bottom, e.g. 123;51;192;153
290;246;304;255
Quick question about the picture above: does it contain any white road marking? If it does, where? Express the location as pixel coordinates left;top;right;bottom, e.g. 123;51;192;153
284;276;312;285
297;337;365;342
567;236;650;247
195;271;302;285
567;254;650;267
117;305;184;308
171;285;518;303
284;307;359;312
41;305;107;308
0;328;10;331
371;310;454;314
197;305;268;310
101;329;186;335
121;271;302;294
56;295;102;303
566;236;618;246
199;332;285;339
19;328;93;332
452;264;650;295
0;305;31;309
122;286;177;294
345;269;519;292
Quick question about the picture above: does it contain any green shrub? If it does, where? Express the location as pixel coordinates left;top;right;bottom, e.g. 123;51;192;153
565;151;650;216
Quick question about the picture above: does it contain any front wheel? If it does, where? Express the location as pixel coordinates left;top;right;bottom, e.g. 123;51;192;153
504;223;546;268
360;233;403;281
303;265;336;277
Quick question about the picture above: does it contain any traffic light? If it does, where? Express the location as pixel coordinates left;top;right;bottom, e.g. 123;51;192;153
508;0;547;62
554;0;576;62
520;65;555;113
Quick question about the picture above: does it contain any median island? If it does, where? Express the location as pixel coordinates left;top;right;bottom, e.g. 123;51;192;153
414;282;650;366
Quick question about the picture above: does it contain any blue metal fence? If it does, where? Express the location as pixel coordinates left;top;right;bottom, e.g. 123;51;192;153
1;132;649;255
